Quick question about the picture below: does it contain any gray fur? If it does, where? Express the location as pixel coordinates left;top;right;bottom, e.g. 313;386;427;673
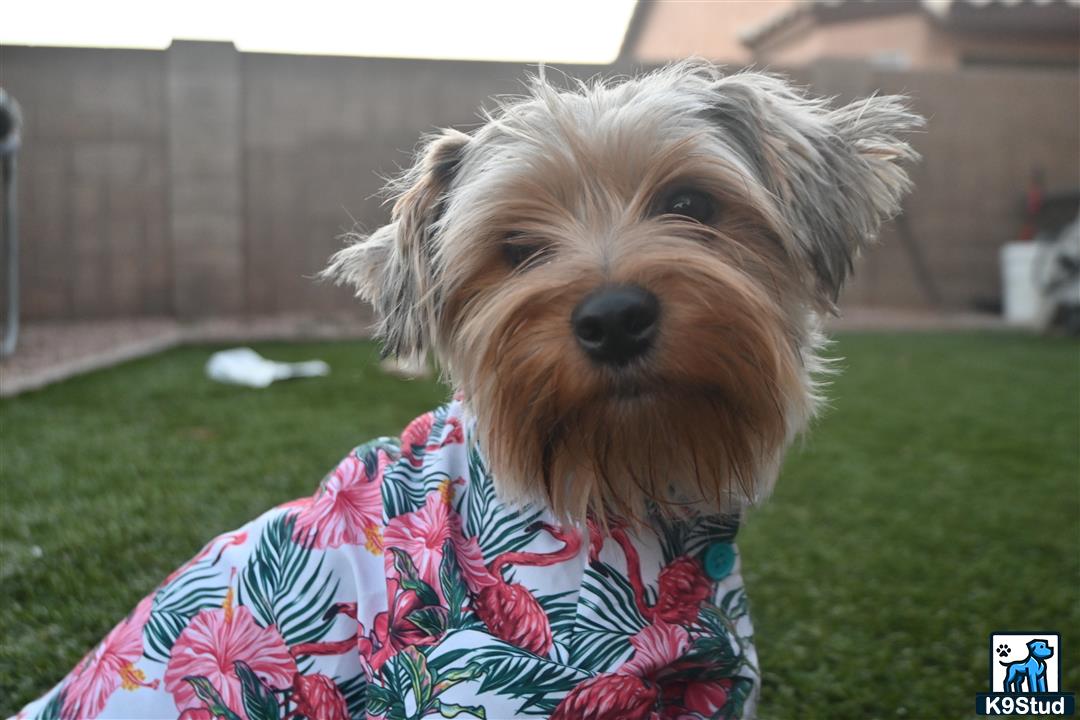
325;60;921;355
707;71;923;303
323;129;470;360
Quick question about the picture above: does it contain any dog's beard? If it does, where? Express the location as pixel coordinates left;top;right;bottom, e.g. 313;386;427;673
447;240;809;523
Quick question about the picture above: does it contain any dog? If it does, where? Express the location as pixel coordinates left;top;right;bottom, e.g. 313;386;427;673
13;62;920;720
1001;640;1054;693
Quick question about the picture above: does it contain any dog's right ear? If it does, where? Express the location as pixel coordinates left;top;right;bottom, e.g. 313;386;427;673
706;71;922;308
324;128;471;360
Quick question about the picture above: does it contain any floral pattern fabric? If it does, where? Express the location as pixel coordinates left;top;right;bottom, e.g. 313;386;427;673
14;400;759;720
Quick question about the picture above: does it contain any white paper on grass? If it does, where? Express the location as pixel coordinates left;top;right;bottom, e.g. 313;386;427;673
205;347;329;388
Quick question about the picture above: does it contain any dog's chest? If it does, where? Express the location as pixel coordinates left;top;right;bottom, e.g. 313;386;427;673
362;402;761;719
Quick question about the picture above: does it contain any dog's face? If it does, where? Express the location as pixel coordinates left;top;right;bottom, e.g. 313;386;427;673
1028;640;1054;660
327;63;920;521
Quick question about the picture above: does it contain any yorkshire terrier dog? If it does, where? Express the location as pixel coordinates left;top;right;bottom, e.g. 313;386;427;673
16;63;919;720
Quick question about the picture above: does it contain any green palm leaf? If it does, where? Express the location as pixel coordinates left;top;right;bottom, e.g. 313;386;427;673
382;467;454;519
389;547;440;608
719;587;749;620
683;514;740;560
688;601;754;680
333;672;368;720
471;641;591;716
143;565;228;663
433;700;486;718
567;564;644;673
235;513;340;648
650;512;687;565
439;540;470;628
400;646;436;710
183;676;244;720
719;676;757;720
463;447;544;562
353;437;400;470
36;689;63;720
372;653;414;720
364;682;398;719
651;513;740;564
234;660;280;720
537;590;578;644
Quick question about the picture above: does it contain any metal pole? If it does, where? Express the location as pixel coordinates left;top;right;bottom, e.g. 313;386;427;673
0;89;23;358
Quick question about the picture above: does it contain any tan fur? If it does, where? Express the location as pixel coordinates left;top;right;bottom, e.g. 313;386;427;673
324;62;921;524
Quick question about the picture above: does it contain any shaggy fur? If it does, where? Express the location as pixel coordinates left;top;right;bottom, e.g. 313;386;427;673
325;61;921;522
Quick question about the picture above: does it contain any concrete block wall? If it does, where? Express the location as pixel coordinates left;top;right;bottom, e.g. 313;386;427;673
167;41;244;319
804;61;1080;309
0;43;1077;319
1;46;171;319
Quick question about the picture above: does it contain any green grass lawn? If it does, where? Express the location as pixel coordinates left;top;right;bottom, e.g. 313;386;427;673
1;334;1077;718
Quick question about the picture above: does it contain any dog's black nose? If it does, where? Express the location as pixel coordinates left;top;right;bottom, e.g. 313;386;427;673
571;285;659;366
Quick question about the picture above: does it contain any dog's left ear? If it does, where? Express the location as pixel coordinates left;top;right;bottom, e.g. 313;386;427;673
710;73;923;305
324;128;471;359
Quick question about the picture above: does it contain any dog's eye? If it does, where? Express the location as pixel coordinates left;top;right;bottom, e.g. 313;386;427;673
661;189;716;224
502;234;551;270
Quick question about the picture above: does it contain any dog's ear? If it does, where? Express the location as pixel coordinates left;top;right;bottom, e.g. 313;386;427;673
324;128;470;359
710;72;923;305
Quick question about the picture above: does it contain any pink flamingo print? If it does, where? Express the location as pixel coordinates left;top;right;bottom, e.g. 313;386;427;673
609;526;712;626
289;602;361;659
284;673;349;720
401;413;465;467
472;523;582;656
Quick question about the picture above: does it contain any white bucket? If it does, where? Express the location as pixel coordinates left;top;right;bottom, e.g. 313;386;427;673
1000;242;1040;325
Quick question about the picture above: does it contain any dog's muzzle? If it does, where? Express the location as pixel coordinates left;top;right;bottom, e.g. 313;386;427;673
571;284;659;366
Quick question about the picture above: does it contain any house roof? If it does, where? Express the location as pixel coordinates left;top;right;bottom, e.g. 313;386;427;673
617;0;656;61
738;0;1080;49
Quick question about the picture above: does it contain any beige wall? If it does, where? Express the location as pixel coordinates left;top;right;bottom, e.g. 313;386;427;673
947;27;1080;67
0;44;1077;317
817;63;1080;308
0;47;172;319
632;1;793;64
0;44;618;320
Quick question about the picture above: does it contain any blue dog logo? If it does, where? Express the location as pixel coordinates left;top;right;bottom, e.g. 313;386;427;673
1000;639;1054;693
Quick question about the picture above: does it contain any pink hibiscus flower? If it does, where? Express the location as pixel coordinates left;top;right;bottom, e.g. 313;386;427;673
382;492;494;599
177;710;215;720
292;451;386;552
61;594;158;720
164;605;296;720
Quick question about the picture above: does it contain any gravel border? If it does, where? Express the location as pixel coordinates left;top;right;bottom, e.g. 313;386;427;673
0;308;1009;398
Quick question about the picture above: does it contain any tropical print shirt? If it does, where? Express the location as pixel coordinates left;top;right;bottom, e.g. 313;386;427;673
13;400;760;720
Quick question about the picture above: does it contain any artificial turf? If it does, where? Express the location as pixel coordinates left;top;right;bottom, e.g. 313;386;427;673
1;333;1076;718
